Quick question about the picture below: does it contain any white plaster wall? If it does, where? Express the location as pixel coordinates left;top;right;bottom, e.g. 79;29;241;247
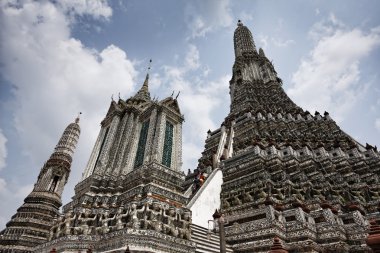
189;169;223;228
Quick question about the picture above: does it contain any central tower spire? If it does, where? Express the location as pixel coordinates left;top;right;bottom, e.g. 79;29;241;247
229;20;299;116
233;20;257;58
195;20;380;253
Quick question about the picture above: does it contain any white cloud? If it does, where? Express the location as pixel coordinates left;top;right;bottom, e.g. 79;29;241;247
182;141;202;171
154;44;229;169
309;13;345;41
257;34;295;50
288;14;380;122
258;34;269;50
149;72;162;91
0;129;7;171
185;44;200;70
0;177;32;199
15;184;34;199
185;0;233;38
375;118;380;132
0;178;6;194
0;0;137;218
202;66;211;77
239;11;254;22
175;74;230;169
271;38;295;48
57;0;112;20
0;177;33;228
1;0;137;159
371;98;380;112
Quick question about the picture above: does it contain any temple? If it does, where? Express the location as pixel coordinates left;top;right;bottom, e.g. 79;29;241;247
1;20;380;253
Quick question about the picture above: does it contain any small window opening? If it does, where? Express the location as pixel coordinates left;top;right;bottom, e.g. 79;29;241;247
49;176;60;192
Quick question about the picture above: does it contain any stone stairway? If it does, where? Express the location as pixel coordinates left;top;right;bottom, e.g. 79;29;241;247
191;224;234;253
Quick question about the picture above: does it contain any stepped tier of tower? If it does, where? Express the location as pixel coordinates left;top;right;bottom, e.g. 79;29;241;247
0;117;80;253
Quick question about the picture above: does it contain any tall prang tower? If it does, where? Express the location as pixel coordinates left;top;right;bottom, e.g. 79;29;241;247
36;71;196;253
0;116;81;253
196;20;380;253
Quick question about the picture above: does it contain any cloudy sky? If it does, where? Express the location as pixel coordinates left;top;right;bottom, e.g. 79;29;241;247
1;0;380;229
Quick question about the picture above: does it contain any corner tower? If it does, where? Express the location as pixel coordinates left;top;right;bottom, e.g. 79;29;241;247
0;116;81;252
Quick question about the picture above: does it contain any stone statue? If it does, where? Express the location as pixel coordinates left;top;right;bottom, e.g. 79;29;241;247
254;185;268;202
222;198;230;209
129;203;145;230
115;206;129;230
242;191;253;203
179;211;191;240
74;209;97;235
63;209;76;235
232;195;242;206
145;202;163;232
96;210;113;234
163;207;179;237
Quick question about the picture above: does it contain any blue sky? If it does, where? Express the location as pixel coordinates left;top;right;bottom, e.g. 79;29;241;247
0;0;380;229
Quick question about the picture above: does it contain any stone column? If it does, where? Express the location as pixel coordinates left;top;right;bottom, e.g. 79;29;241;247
124;117;141;174
82;126;106;179
174;122;183;171
105;112;130;175
151;111;165;164
143;108;158;164
93;115;121;175
114;112;135;175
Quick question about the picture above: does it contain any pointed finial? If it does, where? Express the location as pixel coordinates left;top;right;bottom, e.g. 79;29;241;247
142;59;152;90
111;94;114;101
237;20;243;26
171;91;174;97
175;91;180;99
148;59;152;73
118;92;120;100
75;112;82;124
